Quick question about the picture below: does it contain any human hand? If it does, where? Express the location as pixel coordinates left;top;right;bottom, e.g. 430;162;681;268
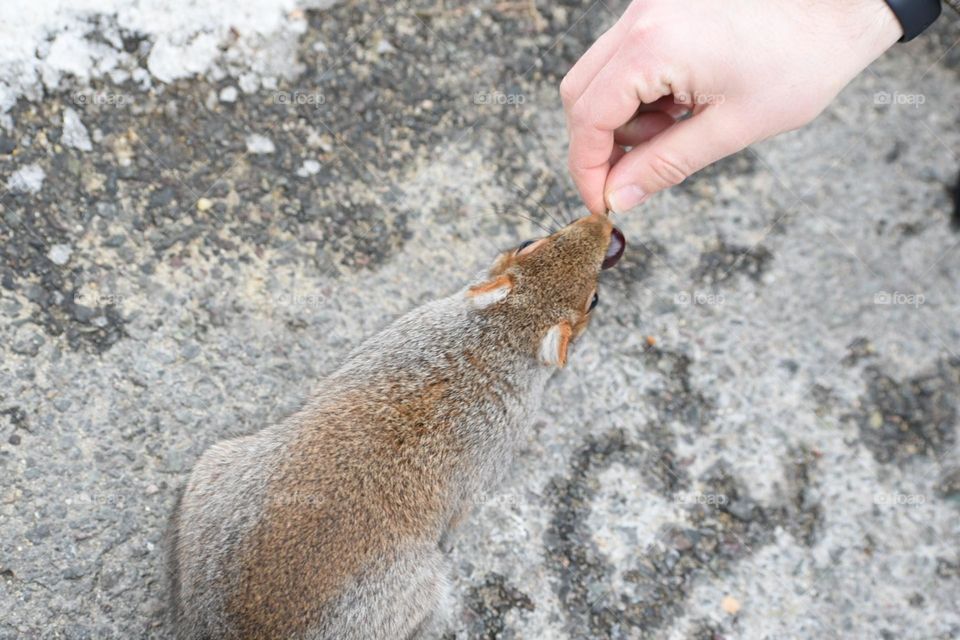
561;0;903;214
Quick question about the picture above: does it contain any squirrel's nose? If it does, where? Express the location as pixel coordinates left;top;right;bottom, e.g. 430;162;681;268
601;227;625;269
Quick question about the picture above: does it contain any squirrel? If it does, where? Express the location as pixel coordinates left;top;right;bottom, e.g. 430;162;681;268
167;212;626;639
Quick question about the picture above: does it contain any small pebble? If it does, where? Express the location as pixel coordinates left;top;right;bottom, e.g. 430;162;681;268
62;566;85;580
61;108;93;152
196;197;213;212
12;328;44;356
7;163;45;194
219;86;238;103
296;160;321;177
245;134;275;154
47;243;73;265
238;73;259;94
722;595;741;615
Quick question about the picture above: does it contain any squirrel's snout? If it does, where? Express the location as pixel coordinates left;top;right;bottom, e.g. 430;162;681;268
602;227;625;270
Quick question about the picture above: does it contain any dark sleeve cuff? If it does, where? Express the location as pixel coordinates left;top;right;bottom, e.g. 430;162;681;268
884;0;942;41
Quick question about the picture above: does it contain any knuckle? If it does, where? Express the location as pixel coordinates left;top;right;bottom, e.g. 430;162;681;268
567;152;601;181
636;82;664;105
567;153;586;177
559;74;578;106
568;99;592;128
626;20;653;42
626;23;667;62
625;60;667;104
647;151;692;187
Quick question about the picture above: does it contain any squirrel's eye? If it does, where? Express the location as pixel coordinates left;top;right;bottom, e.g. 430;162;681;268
516;238;546;257
588;292;599;311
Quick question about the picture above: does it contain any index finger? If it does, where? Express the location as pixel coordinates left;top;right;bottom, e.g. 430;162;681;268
567;120;618;215
567;43;673;213
559;1;646;109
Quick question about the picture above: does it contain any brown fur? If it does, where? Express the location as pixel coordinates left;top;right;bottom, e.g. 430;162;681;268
169;213;617;639
225;392;452;635
467;273;513;297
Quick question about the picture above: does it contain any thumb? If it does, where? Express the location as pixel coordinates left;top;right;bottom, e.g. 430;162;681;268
604;108;749;213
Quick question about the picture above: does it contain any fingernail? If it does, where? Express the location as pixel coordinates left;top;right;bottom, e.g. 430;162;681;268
607;186;647;213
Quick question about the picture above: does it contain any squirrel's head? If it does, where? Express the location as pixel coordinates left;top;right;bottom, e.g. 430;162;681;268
467;213;625;367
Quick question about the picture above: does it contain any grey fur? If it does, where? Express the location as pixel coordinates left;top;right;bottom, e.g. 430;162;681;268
168;215;614;638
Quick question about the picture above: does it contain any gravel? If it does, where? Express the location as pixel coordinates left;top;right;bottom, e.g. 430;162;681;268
6;163;45;194
0;1;958;639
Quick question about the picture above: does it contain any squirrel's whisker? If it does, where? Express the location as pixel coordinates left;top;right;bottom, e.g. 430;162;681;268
511;211;557;236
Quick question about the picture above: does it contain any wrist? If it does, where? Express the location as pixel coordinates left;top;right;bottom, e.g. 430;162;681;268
848;0;905;53
827;0;904;67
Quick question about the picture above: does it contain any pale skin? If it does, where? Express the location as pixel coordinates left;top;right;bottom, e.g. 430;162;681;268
562;0;905;214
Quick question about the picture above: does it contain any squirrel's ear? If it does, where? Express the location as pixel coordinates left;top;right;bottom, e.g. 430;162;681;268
539;321;572;367
467;274;513;309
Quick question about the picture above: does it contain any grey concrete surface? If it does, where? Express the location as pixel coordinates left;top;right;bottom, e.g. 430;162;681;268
1;1;959;638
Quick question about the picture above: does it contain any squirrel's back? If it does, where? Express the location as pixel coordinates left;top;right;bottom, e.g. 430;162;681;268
171;293;545;638
169;213;623;639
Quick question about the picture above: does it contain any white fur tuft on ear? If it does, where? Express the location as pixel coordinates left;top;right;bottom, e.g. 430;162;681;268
467;275;513;309
539;321;572;367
